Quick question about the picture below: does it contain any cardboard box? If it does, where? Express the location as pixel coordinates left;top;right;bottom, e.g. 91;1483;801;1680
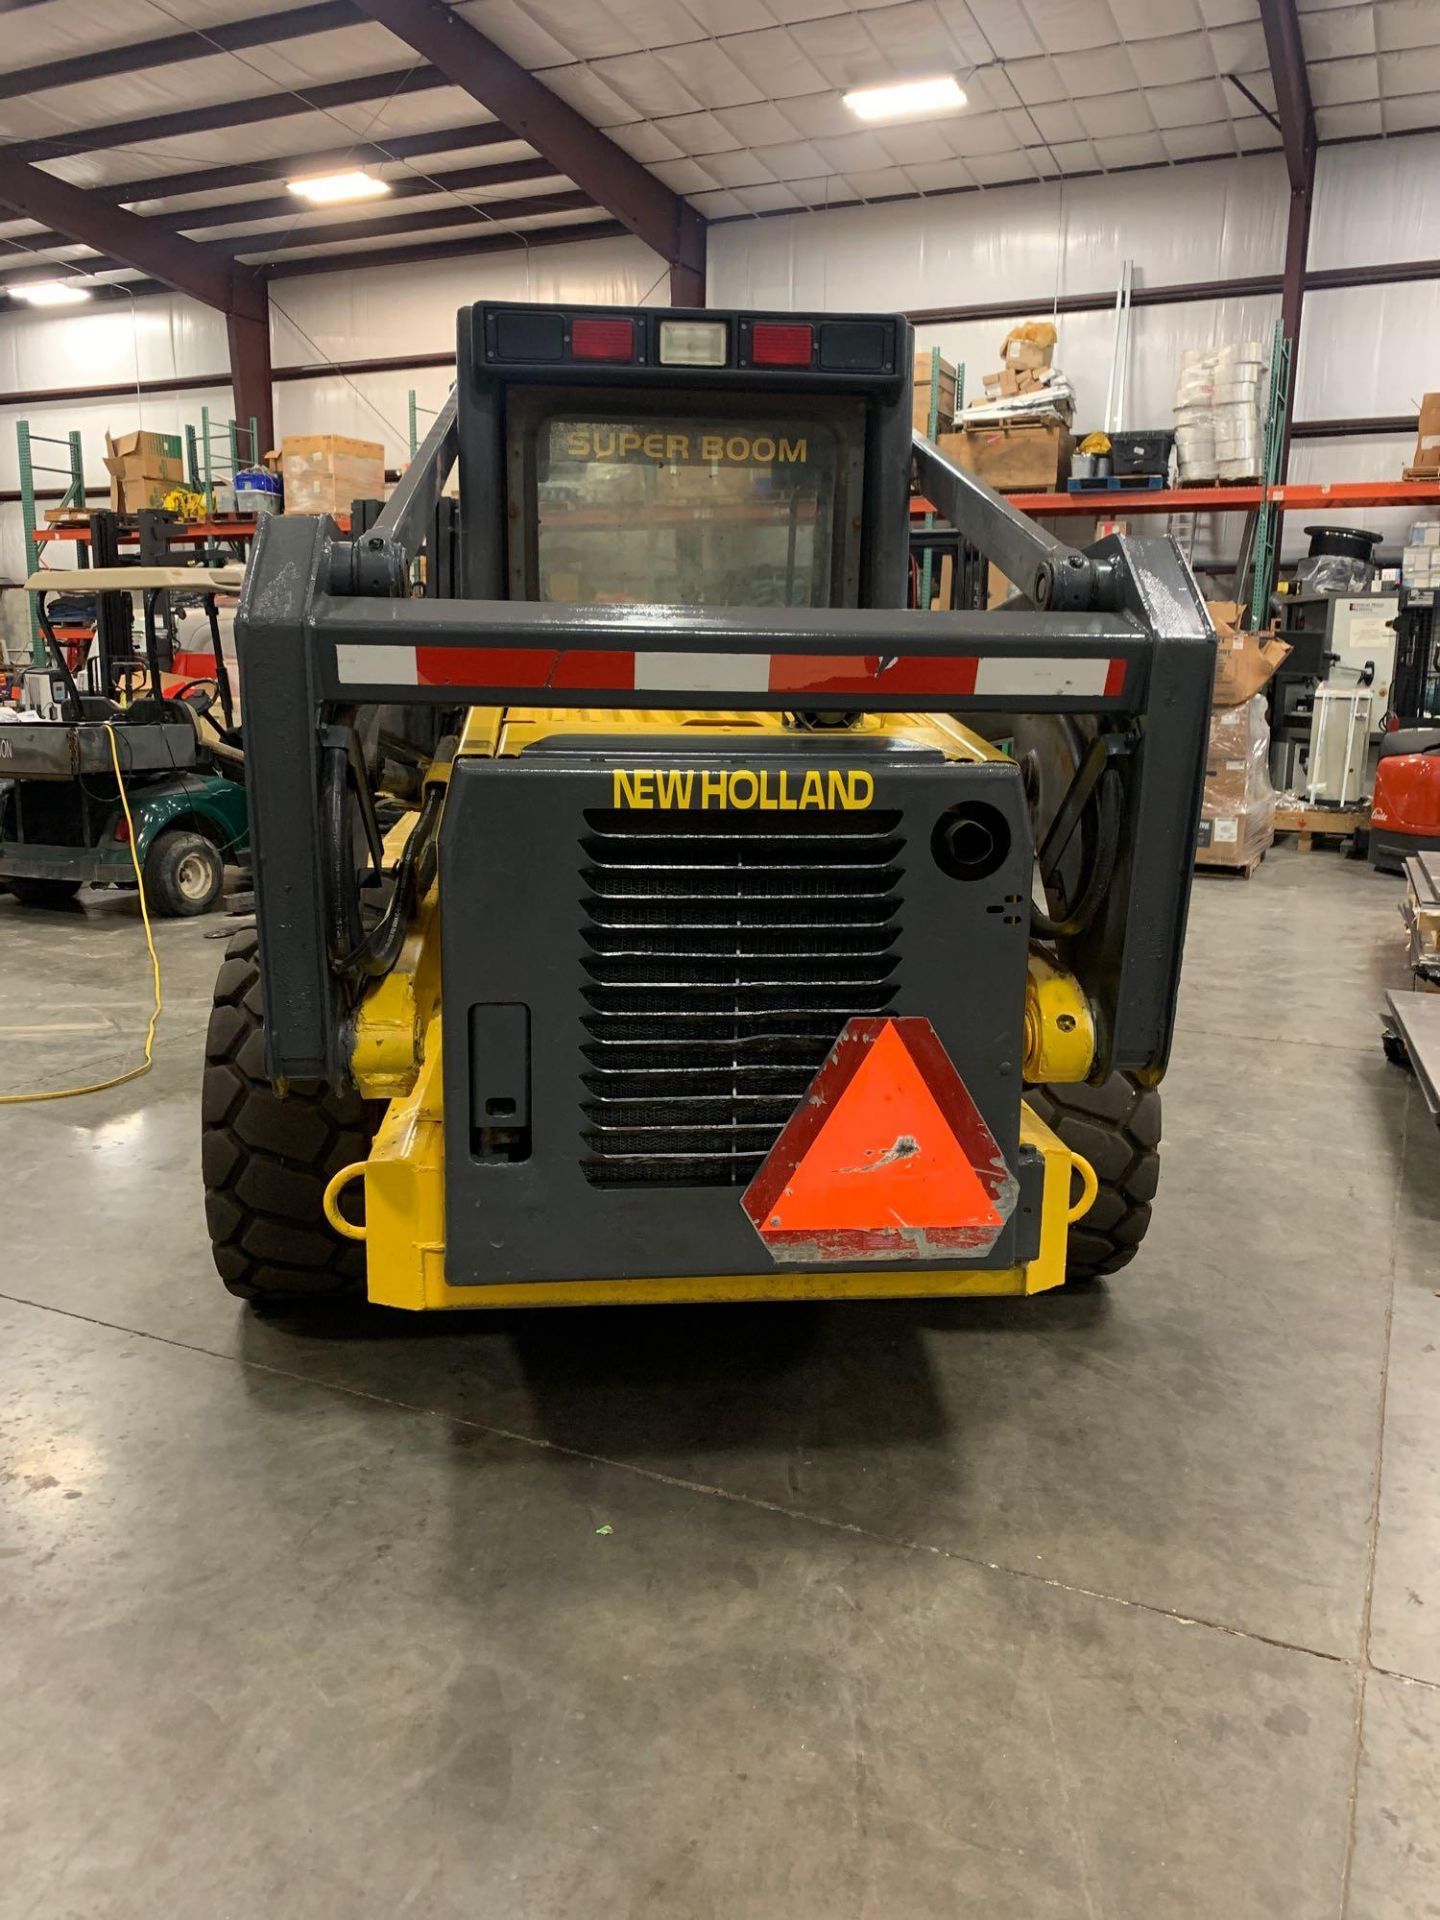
1407;392;1440;476
103;429;184;513
1196;696;1277;866
1207;601;1292;705
939;421;1072;492
913;353;958;434
1000;321;1056;373
281;433;385;516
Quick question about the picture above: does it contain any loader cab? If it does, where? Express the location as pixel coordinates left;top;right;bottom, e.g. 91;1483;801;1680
454;303;916;615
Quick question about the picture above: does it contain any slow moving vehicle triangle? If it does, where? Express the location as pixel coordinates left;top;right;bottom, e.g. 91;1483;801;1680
742;1017;1017;1263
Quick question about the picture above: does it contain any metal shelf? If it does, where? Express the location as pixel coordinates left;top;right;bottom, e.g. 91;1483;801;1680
912;479;1440;519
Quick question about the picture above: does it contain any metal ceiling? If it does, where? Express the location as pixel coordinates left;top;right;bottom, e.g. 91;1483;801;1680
0;0;1430;303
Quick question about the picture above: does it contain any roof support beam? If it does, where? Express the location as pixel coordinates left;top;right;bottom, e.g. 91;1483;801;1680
0;67;446;163
222;189;595;262
144;157;559;230
0;2;358;103
98;123;517;203
264;217;628;277
16;161;569;250
349;0;706;301
0;160;263;316
229;309;275;462
0;159;273;453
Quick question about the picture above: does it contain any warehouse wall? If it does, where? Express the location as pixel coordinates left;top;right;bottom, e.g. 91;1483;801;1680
2;131;1436;650
0;232;665;648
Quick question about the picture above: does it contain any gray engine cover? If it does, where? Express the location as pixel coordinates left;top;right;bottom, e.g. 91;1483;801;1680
439;732;1040;1287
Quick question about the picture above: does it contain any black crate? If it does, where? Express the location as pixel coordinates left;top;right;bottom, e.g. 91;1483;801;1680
1111;429;1175;477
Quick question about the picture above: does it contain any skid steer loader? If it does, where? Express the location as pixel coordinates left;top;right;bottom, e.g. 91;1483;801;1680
202;303;1213;1310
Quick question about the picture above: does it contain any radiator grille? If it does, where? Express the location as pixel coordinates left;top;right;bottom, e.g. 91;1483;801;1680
580;806;903;1188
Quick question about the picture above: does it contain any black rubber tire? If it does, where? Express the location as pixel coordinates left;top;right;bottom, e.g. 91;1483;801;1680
143;828;224;917
1026;1073;1161;1280
9;876;83;908
202;929;376;1306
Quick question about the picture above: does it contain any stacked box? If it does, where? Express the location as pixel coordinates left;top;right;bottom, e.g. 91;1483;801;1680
1196;694;1277;867
1403;393;1440;481
103;430;185;513
281;434;385;516
913;353;958;435
1402;519;1440;599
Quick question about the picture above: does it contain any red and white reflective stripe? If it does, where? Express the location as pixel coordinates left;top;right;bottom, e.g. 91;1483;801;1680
333;642;1127;700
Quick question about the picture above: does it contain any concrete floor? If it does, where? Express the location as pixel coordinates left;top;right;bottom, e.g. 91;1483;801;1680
2;847;1438;1919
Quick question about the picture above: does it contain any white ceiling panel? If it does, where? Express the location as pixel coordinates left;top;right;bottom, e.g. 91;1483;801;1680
1129;31;1219;84
1160;120;1238;157
1109;0;1202;34
712;101;805;146
1314;100;1386;137
1383;89;1440;127
722;28;829;98
687;186;748;216
450;1;572;66
900;155;977;190
605;119;685;162
1310;53;1383;103
1380;44;1440;93
964;0;1044;57
1375;0;1440;52
1301;5;1379;58
1145;76;1229;124
1004;56;1071;105
1028;100;1089;143
1064;45;1140;94
873;119;962;162
1092;128;1169;166
1074;89;1154;135
652;40;764;111
588;52;702;120
650;111;737;155
698;148;777;186
1020;0;1124;54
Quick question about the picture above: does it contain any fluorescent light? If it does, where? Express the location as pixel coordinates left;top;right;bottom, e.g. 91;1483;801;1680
843;75;966;121
286;169;391;204
9;280;92;306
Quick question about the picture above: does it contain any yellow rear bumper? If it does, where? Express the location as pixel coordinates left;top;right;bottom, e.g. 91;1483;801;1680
325;1021;1093;1310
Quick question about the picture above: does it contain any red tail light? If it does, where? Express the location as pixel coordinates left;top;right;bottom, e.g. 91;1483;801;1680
571;316;636;361
113;815;130;843
751;322;813;367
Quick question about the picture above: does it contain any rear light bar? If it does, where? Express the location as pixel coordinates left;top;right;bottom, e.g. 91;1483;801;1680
750;321;813;367
481;306;897;377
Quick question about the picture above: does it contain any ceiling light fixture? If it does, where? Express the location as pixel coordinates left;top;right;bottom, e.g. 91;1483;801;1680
286;169;391;204
9;280;92;306
843;75;967;122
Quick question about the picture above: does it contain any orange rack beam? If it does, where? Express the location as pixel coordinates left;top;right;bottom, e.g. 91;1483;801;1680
913;479;1440;519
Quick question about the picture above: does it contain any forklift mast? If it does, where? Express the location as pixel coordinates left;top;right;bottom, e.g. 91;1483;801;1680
236;301;1214;1098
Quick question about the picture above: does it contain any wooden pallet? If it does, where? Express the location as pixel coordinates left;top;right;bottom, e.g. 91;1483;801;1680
1273;802;1369;851
1195;851;1266;879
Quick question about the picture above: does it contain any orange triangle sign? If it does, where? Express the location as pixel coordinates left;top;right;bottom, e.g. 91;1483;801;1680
742;1018;1017;1264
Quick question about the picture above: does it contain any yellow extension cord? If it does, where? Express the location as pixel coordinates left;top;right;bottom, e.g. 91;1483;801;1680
0;723;163;1105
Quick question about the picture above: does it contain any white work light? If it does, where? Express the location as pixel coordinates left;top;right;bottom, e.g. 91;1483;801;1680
659;319;728;366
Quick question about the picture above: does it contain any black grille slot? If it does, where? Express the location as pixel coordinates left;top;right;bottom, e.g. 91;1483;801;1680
581;807;903;1187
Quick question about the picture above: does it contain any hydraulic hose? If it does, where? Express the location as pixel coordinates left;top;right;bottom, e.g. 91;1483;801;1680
1032;764;1123;942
